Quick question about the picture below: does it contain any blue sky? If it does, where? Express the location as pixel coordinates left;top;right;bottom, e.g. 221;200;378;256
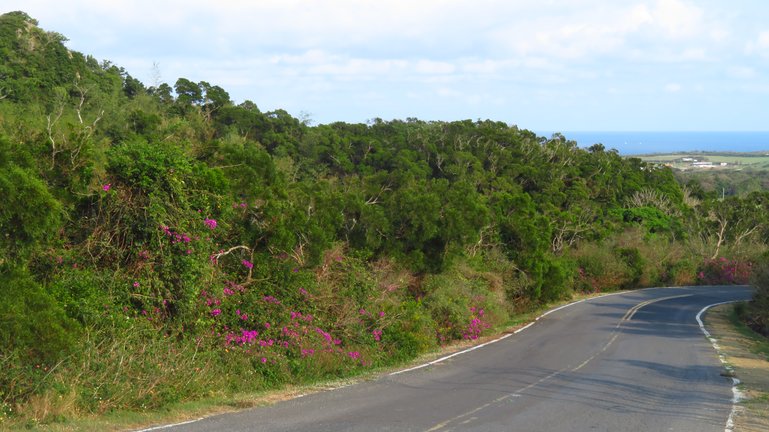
4;0;769;131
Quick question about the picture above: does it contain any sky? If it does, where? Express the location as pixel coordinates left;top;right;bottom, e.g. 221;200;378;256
3;0;769;131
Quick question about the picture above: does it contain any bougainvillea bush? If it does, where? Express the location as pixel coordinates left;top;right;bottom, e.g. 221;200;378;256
696;257;753;285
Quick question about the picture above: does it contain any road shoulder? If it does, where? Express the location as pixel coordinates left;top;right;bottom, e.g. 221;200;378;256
705;304;769;432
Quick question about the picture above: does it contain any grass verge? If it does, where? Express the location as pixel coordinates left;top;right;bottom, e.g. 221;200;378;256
705;303;769;432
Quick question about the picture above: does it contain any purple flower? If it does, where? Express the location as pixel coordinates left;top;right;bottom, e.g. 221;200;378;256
242;259;253;269
102;183;111;192
263;295;281;304
204;218;217;229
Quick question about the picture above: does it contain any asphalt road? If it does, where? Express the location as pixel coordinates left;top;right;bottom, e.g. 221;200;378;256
149;285;753;432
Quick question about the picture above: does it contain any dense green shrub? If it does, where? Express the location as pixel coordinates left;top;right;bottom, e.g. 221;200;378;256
743;258;769;336
571;242;631;293
616;247;644;288
0;151;62;261
422;262;508;343
0;266;80;366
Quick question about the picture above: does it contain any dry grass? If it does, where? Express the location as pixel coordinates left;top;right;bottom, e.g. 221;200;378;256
15;390;78;425
705;305;769;432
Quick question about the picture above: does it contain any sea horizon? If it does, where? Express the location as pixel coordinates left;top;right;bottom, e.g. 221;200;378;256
535;131;769;155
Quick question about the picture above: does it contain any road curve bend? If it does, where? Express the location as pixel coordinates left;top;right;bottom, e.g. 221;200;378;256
140;285;753;432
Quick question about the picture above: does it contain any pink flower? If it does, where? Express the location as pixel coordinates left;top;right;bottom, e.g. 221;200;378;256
242;259;253;269
133;281;140;288
102;183;111;191
263;295;280;304
378;311;385;318
261;357;267;363
204;218;217;229
211;309;222;317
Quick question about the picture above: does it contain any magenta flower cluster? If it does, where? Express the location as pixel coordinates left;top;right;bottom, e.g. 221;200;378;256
225;329;259;345
160;225;192;245
203;218;217;229
463;306;491;340
698;257;752;285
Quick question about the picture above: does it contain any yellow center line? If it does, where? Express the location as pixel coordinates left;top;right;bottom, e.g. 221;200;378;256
424;293;693;431
571;294;692;372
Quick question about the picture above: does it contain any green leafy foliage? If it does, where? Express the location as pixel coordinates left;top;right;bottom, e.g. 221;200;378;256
2;11;769;424
0;135;62;261
742;257;769;336
0;265;80;366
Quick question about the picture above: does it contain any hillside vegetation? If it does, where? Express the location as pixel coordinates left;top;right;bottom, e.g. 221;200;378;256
1;11;768;426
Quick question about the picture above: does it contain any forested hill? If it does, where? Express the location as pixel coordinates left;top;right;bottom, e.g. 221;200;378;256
1;11;767;424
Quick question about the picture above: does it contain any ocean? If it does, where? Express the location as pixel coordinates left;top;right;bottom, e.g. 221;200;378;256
535;131;769;155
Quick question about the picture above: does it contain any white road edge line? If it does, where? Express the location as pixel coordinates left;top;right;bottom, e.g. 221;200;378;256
134;418;205;432
695;300;744;432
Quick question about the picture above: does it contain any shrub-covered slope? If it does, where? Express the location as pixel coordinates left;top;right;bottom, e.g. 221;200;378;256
1;11;767;424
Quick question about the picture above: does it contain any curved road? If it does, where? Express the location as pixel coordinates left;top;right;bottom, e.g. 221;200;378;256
147;285;752;432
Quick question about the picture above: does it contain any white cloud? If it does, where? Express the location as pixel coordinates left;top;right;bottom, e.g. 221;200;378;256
727;66;757;80
487;0;715;64
3;0;768;130
651;0;704;39
415;60;455;75
746;30;769;57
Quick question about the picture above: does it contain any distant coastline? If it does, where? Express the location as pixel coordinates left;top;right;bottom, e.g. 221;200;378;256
535;131;769;155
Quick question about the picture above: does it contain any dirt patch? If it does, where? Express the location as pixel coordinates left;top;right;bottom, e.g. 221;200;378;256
705;304;769;432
